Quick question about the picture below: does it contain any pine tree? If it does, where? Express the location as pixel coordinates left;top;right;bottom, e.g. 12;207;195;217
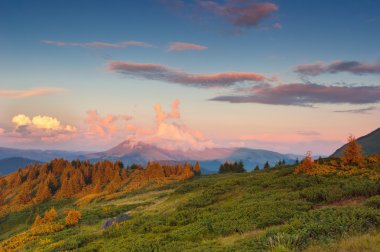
264;162;270;170
44;208;58;222
17;183;32;204
194;161;201;176
295;151;314;174
35;181;52;202
254;165;260;171
33;214;43;226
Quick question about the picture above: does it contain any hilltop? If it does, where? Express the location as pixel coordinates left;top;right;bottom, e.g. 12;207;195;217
332;128;380;156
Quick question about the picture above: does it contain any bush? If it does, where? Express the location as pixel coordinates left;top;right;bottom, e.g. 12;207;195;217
65;210;81;226
364;195;380;209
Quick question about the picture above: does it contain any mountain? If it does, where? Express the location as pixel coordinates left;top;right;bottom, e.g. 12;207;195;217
83;139;300;172
0;147;87;162
332;128;380;157
0;157;42;175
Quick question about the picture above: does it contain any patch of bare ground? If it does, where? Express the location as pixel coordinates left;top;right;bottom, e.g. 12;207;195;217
314;196;367;209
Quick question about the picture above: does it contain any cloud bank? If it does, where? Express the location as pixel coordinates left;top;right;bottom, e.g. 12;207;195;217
211;83;380;106
199;0;278;27
108;61;273;88
295;60;380;76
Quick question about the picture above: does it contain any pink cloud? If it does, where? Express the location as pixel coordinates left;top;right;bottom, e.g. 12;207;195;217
168;42;208;51
0;87;64;98
84;110;132;138
211;83;380;106
42;40;153;48
127;100;214;150
154;99;180;124
107;61;273;88
199;1;278;27
295;60;380;76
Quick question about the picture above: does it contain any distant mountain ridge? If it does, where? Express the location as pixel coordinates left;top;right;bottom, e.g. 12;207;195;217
0;139;301;175
332;128;380;157
83;139;300;172
0;157;42;175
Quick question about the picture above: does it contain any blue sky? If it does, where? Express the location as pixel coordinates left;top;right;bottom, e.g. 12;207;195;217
0;0;379;154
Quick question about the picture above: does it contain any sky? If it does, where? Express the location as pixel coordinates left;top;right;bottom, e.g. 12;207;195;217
0;0;379;155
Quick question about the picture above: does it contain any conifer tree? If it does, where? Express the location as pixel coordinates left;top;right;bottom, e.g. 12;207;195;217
194;161;201;176
264;162;270;170
44;207;58;222
342;135;363;166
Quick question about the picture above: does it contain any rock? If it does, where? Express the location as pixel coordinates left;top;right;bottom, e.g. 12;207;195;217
101;218;115;229
115;213;129;223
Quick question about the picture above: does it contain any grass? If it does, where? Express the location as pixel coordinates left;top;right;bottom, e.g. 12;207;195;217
1;165;380;251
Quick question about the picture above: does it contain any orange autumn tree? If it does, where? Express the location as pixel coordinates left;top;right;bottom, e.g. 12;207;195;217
65;210;81;226
342;134;363;166
295;151;314;174
44;208;58;222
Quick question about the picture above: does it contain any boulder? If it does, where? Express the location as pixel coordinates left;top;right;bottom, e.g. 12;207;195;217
115;213;129;223
101;218;115;229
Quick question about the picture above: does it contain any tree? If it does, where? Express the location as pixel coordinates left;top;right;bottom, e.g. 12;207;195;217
194;161;201;176
44;208;58;222
33;214;44;226
254;165;260;171
35;181;52;202
342;135;363;166
264;162;270;170
17;183;32;204
65;210;81;226
295;151;314;174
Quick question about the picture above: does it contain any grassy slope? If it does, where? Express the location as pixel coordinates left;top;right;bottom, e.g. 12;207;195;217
1;165;380;251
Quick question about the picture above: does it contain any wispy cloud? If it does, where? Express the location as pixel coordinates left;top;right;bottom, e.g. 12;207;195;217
296;130;320;136
168;42;208;51
107;61;273;88
211;83;380;106
42;40;153;48
198;0;278;27
0;87;65;98
334;106;376;114
295;60;380;76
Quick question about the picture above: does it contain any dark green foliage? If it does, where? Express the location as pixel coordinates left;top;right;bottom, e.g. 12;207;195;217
262;207;380;250
81;203;144;225
264;161;270;170
364;195;380;209
219;160;246;173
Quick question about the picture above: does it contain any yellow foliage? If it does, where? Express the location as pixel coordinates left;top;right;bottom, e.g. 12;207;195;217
65;210;81;226
0;232;37;252
30;223;65;235
44;207;58;222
